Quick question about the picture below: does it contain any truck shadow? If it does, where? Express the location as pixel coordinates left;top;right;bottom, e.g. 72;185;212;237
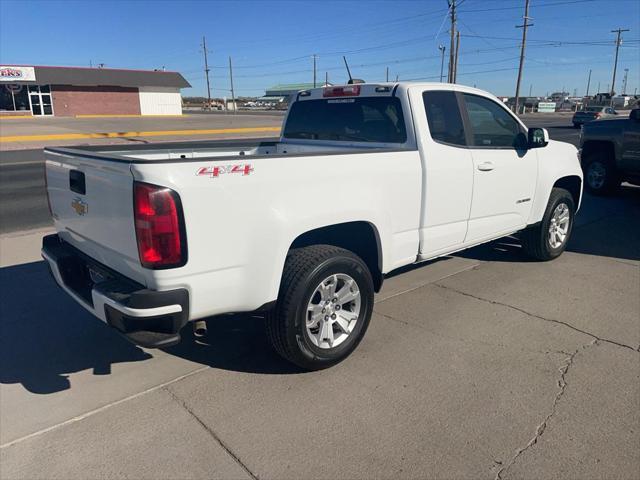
163;315;302;375
0;261;153;394
0;262;296;395
458;186;640;263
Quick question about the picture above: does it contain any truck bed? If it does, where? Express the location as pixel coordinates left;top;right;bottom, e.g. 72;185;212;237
46;138;412;164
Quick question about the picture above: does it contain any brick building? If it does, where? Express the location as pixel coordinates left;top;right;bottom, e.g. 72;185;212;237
0;65;190;117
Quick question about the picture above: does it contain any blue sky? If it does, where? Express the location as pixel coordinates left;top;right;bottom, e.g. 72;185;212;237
1;0;638;98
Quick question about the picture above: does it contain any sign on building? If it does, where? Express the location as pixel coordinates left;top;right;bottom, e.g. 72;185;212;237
0;66;36;82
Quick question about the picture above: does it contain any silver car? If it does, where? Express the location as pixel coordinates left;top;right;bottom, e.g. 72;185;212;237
572;106;617;128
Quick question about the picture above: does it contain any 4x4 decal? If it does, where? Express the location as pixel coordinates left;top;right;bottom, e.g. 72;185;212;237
196;164;254;178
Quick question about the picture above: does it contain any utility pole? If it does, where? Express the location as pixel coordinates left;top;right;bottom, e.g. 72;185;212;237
529;84;532;96
325;71;328;86
453;31;460;83
514;0;533;115
386;66;389;82
597;81;600;93
439;45;446;82
585;69;592;97
228;56;236;114
312;54;317;88
202;36;212;111
622;68;629;95
447;0;456;83
610;28;629;98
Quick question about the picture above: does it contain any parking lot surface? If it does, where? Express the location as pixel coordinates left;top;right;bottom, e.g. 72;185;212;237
0;112;638;479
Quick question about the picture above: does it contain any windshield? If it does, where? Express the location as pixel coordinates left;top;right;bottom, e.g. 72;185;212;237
283;97;407;143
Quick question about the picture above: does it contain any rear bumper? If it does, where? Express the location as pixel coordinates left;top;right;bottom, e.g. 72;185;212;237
41;234;189;348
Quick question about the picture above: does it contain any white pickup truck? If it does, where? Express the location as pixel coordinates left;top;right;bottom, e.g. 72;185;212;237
42;82;582;369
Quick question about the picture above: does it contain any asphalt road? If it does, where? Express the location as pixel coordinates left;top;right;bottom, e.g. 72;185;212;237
0;150;49;233
0;114;581;234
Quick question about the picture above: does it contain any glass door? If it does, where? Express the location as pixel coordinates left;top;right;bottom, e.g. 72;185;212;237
41;85;53;115
28;85;54;116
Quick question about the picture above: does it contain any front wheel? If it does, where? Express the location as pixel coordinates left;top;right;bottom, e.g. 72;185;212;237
520;188;575;261
583;153;621;195
266;245;374;370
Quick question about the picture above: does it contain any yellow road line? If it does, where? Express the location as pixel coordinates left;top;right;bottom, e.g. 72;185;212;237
0;126;282;143
0;115;35;120
74;114;190;118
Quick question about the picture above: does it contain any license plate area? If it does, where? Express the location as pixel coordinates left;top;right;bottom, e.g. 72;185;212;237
58;255;114;307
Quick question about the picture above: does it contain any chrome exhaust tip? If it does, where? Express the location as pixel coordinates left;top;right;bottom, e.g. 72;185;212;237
193;320;207;338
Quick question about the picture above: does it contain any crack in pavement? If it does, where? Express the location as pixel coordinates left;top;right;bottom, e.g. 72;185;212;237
433;283;639;353
374;309;575;358
163;386;259;480
494;340;598;480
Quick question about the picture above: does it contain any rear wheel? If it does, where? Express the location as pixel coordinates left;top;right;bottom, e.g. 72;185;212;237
266;245;374;370
583;151;621;195
521;188;575;261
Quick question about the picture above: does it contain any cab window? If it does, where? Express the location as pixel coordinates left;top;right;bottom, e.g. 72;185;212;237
462;94;524;148
422;90;467;147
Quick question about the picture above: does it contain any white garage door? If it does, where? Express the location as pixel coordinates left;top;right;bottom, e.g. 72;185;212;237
138;87;183;115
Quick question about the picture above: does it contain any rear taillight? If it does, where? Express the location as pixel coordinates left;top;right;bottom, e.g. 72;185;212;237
323;85;361;97
134;182;186;269
594;112;601;118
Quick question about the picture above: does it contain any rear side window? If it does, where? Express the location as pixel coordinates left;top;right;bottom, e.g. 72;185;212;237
462;94;523;148
422;91;466;146
283;97;407;143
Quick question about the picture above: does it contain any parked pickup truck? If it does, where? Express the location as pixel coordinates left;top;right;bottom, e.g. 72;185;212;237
580;108;640;194
42;83;582;370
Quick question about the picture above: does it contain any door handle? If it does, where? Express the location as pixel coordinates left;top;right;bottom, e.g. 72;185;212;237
477;162;495;171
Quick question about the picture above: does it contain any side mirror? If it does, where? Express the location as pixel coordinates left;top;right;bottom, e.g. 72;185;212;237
528;127;549;148
630;109;640;122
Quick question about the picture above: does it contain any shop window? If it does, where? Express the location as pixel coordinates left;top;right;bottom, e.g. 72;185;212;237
1;85;30;111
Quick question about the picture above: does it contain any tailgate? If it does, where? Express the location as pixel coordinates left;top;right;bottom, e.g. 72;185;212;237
45;149;145;285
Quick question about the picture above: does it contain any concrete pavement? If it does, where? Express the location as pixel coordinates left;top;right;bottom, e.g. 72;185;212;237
1;187;638;480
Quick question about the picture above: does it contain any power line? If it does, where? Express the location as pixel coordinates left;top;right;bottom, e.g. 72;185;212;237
458;0;596;13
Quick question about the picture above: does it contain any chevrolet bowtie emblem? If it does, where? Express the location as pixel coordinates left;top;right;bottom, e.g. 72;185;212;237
71;197;88;216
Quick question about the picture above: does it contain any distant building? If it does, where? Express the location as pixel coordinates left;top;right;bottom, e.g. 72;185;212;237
550;91;570;102
259;82;332;106
0;65;190;117
612;95;633;108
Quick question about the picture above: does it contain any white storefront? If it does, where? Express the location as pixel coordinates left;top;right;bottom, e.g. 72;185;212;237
138;87;183;115
0;65;190;117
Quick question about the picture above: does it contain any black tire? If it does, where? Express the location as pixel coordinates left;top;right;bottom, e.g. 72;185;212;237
266;245;374;370
521;188;575;261
582;150;621;195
